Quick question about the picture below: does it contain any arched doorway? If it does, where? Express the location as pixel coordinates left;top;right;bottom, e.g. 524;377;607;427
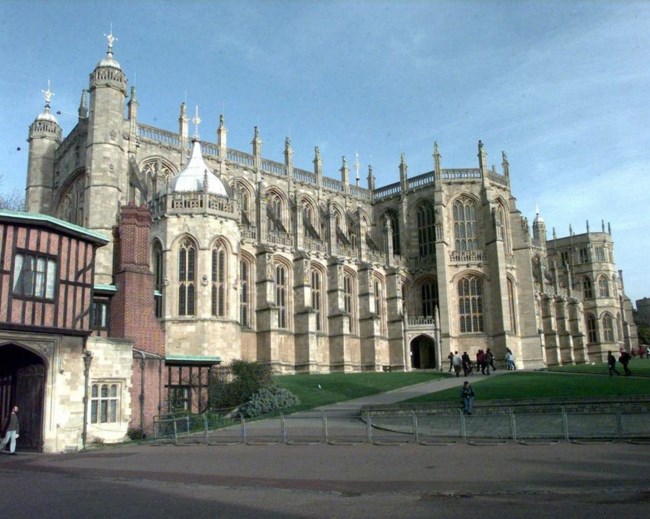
410;335;436;369
0;344;46;452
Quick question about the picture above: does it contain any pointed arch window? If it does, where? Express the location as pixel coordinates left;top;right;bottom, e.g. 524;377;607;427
267;192;285;234
507;277;517;333
453;198;478;251
344;273;357;334
178;239;196;316
417;203;436;257
458;276;484;333
421;280;439;318
598;276;610;298
211;244;227;317
239;186;251;225
374;277;386;336
385;211;400;255
583;277;593;299
275;263;289;329
602;313;614;342
240;258;251;327
586;313;598;343
496;204;510;252
311;268;323;331
153;241;164;318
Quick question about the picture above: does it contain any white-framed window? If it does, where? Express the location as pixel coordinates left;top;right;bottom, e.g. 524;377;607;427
579;247;589;264
12;252;57;300
90;299;109;330
90;382;120;424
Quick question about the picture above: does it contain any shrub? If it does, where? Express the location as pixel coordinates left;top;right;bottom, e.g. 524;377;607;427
209;360;276;409
238;387;300;418
127;427;146;440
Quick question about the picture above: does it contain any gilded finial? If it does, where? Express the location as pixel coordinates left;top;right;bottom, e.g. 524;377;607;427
192;105;201;138
104;26;117;57
42;79;54;108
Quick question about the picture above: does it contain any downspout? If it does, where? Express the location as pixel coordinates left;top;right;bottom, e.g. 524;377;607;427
82;350;93;450
139;350;145;431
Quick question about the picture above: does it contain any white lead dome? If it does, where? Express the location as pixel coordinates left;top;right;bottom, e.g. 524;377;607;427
170;139;229;197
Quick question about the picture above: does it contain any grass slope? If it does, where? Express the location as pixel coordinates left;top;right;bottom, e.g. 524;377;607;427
275;372;449;411
403;371;650;404
545;360;650;377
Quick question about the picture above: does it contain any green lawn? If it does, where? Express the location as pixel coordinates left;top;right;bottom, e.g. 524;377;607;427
274;371;449;411
403;371;650;404
544;359;650;377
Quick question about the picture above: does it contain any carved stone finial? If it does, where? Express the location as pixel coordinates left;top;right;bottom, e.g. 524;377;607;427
219;114;225;127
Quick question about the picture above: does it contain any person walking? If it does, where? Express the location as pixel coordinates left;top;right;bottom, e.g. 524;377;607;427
619;349;632;376
607;351;620;376
0;406;19;455
452;352;462;377
505;348;516;370
461;351;472;377
447;351;454;372
486;348;496;372
461;381;475;415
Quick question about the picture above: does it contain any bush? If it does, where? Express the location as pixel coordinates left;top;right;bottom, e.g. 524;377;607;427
209;360;276;409
238;387;300;418
127;427;146;440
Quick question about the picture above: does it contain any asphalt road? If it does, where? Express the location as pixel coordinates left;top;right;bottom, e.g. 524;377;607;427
2;441;649;518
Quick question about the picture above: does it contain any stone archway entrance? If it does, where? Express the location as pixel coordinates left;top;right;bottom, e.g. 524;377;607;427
0;345;46;452
410;335;436;369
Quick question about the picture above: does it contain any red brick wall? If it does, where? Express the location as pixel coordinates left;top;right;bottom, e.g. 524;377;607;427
110;203;165;355
110;203;166;433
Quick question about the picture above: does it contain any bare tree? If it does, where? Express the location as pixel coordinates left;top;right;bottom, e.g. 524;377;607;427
0;175;25;211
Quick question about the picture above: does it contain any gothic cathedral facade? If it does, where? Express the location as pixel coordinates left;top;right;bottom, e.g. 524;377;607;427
11;38;637;446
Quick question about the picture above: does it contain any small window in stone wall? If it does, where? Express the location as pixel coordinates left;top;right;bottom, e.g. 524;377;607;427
90;382;120;423
90;300;110;330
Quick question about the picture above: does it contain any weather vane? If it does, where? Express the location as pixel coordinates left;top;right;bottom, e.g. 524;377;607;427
355;152;360;186
104;25;117;56
192;105;201;138
42;80;54;107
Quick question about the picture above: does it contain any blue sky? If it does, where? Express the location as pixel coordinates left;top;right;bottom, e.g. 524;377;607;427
1;0;648;304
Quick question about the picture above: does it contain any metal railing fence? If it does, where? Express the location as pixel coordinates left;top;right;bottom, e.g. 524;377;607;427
152;404;650;446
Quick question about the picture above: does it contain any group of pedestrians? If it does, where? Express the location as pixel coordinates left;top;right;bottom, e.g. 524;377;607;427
607;349;632;376
448;348;503;377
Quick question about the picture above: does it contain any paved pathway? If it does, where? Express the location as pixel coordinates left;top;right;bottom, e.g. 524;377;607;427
316;369;506;410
